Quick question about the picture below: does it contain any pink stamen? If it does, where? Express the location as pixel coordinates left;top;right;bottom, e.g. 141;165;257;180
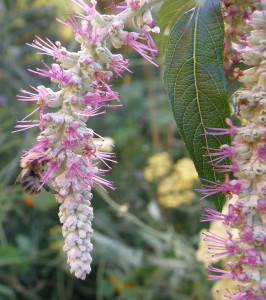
203;230;239;258
196;175;243;200
27;36;66;61
200;205;240;225
203;118;237;136
124;32;159;67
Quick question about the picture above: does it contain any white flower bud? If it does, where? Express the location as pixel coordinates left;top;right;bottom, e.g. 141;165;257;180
109;21;124;36
135;15;144;30
143;9;153;26
247;30;265;46
242;50;263;66
252;11;266;29
239;66;259;84
95;46;112;63
91;13;114;29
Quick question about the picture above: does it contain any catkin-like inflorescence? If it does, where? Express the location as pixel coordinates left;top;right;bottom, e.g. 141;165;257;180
15;0;160;279
198;1;266;299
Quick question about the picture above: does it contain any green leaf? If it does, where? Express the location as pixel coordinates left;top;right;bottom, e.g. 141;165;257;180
155;0;195;56
164;0;231;211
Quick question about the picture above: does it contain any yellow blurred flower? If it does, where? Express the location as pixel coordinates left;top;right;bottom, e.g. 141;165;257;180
157;173;194;207
144;152;172;182
110;276;118;284
124;282;135;289
159;191;195;208
158;173;193;194
174;157;198;182
144;154;199;208
154;157;198;208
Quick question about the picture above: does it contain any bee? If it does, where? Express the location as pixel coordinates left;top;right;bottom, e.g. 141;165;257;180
14;159;58;195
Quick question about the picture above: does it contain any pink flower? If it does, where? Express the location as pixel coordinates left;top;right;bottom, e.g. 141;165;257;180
41;159;60;188
27;36;67;61
17;85;50;103
81;91;121;109
204;144;235;165
108;54;132;78
124;31;159;66
29;61;79;86
127;0;140;10
203;118;237;136
203;230;240;258
257;197;266;212
219;287;265;299
196;175;244;200
71;0;97;20
200;205;241;225
238;225;254;243
207;262;249;281
58;14;100;45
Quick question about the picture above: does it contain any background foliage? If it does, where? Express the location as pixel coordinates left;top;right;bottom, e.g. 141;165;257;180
0;0;217;299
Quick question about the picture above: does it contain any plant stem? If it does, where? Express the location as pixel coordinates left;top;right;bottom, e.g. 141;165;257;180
96;187;196;258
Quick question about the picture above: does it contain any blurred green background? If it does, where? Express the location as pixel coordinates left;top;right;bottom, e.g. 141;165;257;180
0;0;216;299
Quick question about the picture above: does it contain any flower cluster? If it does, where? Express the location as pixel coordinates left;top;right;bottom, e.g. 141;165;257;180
14;0;160;279
158;157;198;208
144;154;198;208
221;0;261;72
198;2;266;298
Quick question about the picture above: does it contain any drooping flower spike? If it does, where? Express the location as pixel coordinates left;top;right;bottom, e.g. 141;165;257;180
15;0;161;280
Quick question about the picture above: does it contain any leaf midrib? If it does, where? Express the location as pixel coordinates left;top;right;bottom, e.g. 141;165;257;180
192;5;218;183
